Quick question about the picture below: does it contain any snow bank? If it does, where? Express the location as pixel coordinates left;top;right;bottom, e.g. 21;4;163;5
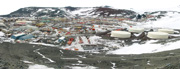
108;40;180;54
28;64;54;69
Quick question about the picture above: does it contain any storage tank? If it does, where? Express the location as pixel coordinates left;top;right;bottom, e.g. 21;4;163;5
158;29;174;34
147;32;169;39
128;28;144;33
111;31;131;38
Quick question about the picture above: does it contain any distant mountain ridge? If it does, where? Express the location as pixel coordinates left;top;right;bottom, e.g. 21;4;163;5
0;6;137;18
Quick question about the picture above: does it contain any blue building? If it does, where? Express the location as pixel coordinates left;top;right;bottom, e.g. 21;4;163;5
19;34;34;40
11;33;26;40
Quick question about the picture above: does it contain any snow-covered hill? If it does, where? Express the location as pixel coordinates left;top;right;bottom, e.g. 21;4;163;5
143;11;180;29
0;7;68;17
0;6;136;18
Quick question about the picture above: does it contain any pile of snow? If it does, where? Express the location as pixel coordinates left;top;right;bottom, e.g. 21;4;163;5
108;40;180;54
28;64;54;69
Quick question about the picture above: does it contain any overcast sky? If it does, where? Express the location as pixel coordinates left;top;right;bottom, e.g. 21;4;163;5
0;0;179;15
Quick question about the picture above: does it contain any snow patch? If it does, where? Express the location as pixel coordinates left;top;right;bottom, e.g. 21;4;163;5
28;64;54;69
59;50;63;54
22;60;33;64
67;66;97;69
142;12;180;29
29;42;56;47
34;49;55;63
108;40;180;54
111;62;116;69
0;32;5;37
89;36;101;44
37;9;43;12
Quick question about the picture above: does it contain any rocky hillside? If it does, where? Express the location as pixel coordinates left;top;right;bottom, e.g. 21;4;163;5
0;7;67;17
0;6;136;18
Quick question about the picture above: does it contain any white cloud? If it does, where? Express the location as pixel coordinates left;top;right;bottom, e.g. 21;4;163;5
0;0;179;15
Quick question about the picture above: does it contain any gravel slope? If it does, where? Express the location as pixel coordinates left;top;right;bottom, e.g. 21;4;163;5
1;42;180;69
